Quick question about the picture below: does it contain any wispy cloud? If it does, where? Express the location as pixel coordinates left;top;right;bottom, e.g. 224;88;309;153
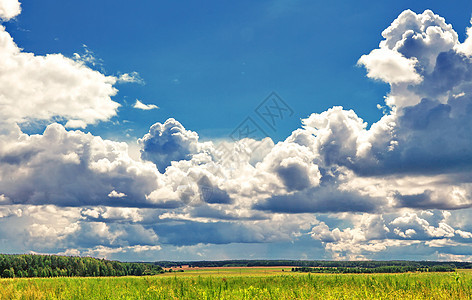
118;72;144;84
133;99;159;111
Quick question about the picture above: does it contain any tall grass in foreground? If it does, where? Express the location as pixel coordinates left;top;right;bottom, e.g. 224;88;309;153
0;271;471;299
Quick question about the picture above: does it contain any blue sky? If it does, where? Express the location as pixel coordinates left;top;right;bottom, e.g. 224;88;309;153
2;0;472;261
11;0;472;141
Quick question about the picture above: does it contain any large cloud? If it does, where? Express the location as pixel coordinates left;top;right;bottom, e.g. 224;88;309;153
309;210;472;260
358;48;422;84
0;3;120;128
0;123;163;208
306;10;472;180
139;118;209;172
0;0;20;21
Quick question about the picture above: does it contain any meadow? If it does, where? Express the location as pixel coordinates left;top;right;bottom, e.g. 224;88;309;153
0;267;471;299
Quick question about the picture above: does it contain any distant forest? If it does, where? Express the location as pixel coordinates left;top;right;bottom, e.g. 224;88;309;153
155;260;472;270
0;254;163;278
292;265;456;274
0;256;466;278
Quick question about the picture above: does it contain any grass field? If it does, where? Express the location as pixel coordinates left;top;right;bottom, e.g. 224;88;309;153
0;267;471;299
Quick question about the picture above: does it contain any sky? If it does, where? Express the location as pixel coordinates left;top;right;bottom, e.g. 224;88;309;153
1;0;472;261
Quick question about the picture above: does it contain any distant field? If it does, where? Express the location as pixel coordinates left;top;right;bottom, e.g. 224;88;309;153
160;266;295;277
1;268;471;299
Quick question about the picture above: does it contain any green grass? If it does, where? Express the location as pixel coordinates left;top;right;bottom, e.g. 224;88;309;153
0;268;471;299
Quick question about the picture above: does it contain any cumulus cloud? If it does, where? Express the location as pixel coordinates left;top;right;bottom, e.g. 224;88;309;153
258;139;320;191
64;120;88;129
0;0;20;21
380;10;458;74
0;26;120;126
358;9;460;108
309;211;472;260
139;118;207;172
456;19;472;56
301;10;472;184
108;190;126;198
358;48;422;84
0;204;165;257
0;123;163;208
266;9;472;258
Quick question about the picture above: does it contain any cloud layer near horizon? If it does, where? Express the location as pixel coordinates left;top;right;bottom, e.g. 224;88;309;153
1;2;472;261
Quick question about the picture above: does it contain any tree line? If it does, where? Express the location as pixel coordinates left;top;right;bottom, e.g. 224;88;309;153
0;254;163;278
292;265;456;274
155;260;471;269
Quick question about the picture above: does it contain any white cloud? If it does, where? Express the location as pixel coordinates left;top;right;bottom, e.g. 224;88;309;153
0;0;20;21
302;106;370;168
456;229;472;239
65;120;88;129
118;72;144;84
0;123;163;208
456;20;472;56
133;99;159;110
359;9;460;108
258;139;321;191
309;211;472;259
139;118;205;172
0;23;120;127
358;48;422;84
108;190;126;198
380;9;458;73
